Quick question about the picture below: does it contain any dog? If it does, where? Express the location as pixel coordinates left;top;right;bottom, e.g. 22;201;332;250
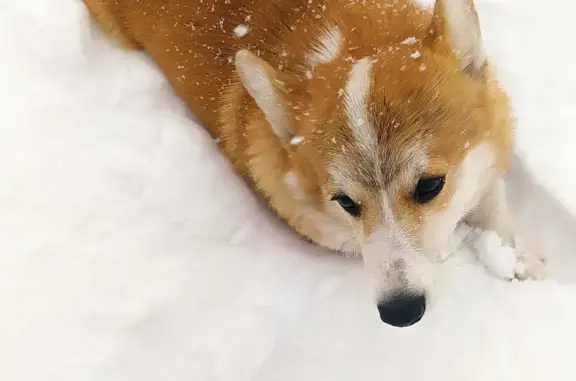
82;0;547;327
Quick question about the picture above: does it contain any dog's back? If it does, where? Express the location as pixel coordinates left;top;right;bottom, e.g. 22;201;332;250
83;0;430;133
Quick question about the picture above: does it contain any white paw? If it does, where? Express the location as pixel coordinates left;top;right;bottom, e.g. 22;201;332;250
470;229;548;282
514;248;547;281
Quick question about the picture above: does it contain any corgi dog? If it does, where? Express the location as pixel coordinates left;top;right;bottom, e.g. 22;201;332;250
82;0;547;327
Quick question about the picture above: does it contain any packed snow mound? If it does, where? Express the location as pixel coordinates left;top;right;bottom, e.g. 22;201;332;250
1;1;576;381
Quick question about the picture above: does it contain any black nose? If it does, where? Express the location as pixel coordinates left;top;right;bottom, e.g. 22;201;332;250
377;294;426;327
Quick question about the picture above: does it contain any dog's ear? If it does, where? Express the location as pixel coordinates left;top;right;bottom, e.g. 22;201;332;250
425;0;487;78
235;49;295;147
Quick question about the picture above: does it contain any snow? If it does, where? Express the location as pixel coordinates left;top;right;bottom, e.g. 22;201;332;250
401;36;419;45
469;228;518;280
233;24;249;38
410;51;422;59
1;0;576;381
290;136;305;145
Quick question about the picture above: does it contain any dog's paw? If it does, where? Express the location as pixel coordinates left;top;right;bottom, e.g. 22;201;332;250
514;248;547;281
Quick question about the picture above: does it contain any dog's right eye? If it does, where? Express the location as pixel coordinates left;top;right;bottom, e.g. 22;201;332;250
331;194;361;217
413;176;445;204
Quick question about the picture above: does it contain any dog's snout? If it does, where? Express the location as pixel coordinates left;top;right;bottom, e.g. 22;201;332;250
377;293;426;327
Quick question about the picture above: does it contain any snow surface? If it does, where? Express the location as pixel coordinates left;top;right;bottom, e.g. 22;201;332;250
1;0;576;380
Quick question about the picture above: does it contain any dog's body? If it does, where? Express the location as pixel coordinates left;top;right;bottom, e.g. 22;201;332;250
83;0;547;327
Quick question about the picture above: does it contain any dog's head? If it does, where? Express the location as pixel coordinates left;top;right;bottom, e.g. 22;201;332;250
234;0;512;327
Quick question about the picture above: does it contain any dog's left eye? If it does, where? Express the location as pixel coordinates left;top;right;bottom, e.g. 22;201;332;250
331;194;361;217
413;176;445;204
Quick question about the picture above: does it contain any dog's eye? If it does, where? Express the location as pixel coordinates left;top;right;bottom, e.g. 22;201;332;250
413;176;445;204
331;194;361;217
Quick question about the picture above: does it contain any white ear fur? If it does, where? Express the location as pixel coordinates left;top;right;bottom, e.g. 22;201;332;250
428;0;487;75
234;49;293;142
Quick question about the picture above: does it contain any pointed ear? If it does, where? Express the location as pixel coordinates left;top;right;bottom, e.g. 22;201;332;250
425;0;487;78
235;49;295;145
